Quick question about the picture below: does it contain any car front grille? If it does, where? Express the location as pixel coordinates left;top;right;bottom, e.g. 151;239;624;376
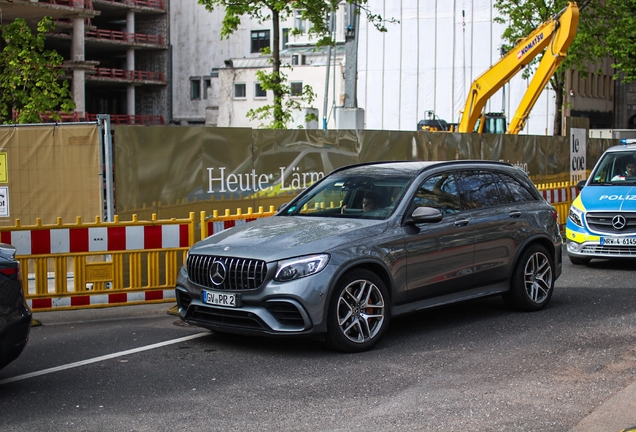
580;245;636;256
190;305;268;329
187;254;267;290
586;212;636;235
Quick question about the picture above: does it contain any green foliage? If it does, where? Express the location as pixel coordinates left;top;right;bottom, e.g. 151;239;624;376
492;1;627;134
494;0;636;82
580;0;636;82
247;69;317;129
198;0;394;128
0;17;75;124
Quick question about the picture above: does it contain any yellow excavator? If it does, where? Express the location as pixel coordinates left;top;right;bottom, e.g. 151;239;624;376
418;2;579;134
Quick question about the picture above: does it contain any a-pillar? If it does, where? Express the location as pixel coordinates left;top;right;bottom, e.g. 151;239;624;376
126;11;136;116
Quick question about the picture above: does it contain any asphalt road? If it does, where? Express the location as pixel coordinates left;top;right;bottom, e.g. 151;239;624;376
2;252;636;431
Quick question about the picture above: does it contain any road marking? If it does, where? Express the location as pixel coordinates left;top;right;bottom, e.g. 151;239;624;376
0;332;211;386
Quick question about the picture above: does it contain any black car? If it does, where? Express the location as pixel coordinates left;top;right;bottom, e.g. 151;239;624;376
176;161;562;352
0;243;31;370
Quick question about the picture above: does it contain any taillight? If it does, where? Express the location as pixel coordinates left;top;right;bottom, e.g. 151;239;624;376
0;267;17;276
0;263;20;280
551;209;558;221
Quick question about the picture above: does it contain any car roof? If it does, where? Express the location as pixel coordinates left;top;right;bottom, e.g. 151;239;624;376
604;144;636;153
333;160;514;176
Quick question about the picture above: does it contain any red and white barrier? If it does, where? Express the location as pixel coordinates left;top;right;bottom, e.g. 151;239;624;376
208;218;256;236
540;188;568;204
28;289;175;310
0;224;190;256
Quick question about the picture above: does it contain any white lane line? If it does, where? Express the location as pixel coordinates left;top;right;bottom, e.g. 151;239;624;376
0;332;211;386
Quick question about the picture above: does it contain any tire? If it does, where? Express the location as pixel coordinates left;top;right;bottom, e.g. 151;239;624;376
568;254;591;266
325;269;390;353
503;245;554;312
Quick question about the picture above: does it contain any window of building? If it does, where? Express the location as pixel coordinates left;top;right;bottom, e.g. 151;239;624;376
251;30;270;53
234;83;246;99
292;55;299;65
294;10;306;33
190;77;201;100
579;76;588;97
203;78;211;99
290;81;303;97
254;83;267;98
282;28;289;49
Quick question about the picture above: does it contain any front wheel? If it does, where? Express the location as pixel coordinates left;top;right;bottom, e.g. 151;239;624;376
503;245;554;311
325;269;390;353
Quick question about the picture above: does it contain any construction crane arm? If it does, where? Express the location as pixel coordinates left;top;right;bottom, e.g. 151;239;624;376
457;2;579;134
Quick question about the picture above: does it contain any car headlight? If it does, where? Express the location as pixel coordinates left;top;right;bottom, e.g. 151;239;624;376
275;254;330;282
568;207;584;227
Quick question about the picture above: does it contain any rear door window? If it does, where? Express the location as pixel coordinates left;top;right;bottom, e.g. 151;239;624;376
457;171;503;209
495;172;536;203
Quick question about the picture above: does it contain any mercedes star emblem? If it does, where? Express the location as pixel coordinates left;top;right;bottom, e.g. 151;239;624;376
209;260;227;286
612;214;627;230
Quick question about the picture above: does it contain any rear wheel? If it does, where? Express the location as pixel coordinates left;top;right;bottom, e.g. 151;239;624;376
503;245;554;311
325;269;390;353
568;254;591;265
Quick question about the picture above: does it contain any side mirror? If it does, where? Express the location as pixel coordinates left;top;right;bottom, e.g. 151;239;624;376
576;180;586;191
410;206;443;224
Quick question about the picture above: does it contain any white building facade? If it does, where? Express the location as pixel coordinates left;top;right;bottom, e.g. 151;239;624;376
171;0;608;135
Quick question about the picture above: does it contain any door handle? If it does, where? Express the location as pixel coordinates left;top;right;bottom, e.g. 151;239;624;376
509;210;522;218
454;219;470;226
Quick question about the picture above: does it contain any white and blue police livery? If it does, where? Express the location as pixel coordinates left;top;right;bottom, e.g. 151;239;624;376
566;144;636;264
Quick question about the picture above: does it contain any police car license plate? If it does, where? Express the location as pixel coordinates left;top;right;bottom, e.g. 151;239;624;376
202;290;237;307
601;237;636;246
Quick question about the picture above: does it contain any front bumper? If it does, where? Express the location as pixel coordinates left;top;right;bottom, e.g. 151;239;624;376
175;264;338;337
566;222;636;259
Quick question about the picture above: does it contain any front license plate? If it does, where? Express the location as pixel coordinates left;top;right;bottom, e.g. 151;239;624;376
202;290;237;307
601;237;636;246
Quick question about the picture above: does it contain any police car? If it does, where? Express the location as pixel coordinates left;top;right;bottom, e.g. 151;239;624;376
566;144;636;264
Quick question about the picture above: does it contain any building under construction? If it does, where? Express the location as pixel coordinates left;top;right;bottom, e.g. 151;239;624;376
0;0;168;125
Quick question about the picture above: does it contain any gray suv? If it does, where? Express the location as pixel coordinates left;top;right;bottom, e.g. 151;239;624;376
176;161;562;352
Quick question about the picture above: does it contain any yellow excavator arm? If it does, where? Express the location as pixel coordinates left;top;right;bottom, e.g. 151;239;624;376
457;2;579;134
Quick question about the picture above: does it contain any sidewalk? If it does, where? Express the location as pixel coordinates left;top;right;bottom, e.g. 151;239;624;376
569;379;636;432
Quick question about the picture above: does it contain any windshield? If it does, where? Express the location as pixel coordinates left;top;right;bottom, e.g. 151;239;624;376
590;150;636;185
279;173;411;220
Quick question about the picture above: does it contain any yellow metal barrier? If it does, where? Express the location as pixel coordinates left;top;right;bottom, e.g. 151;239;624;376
535;181;578;229
0;213;196;311
200;206;276;240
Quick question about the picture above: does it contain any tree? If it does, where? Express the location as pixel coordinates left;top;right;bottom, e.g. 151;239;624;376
494;0;601;135
198;0;392;129
579;0;636;83
494;1;636;135
0;17;75;124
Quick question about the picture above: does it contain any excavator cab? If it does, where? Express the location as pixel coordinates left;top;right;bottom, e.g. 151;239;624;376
417;110;451;132
475;113;507;134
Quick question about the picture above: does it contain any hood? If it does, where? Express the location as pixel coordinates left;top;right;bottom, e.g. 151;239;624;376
190;216;388;262
580;185;636;212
